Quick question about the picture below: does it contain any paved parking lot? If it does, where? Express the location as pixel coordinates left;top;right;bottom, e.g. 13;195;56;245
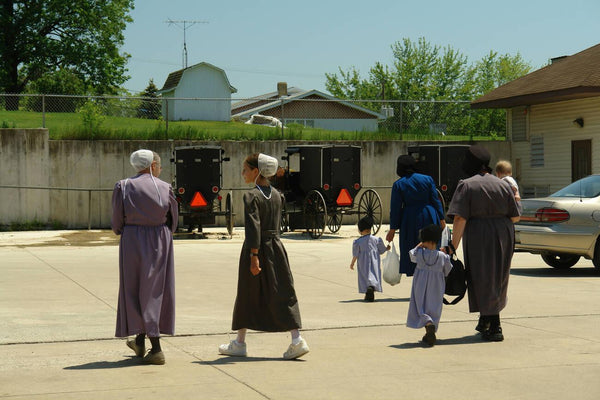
1;226;599;399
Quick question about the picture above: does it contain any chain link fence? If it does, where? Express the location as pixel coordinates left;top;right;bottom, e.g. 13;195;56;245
0;93;505;138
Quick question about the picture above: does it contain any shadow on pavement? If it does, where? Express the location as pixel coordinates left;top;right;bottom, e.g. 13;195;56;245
390;334;482;349
339;297;410;303
64;357;141;370
195;356;303;365
510;267;600;278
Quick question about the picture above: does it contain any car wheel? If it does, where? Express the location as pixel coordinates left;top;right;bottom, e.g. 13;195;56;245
540;253;580;269
592;238;600;270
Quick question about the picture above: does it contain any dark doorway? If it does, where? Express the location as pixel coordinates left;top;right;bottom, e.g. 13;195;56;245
571;140;591;182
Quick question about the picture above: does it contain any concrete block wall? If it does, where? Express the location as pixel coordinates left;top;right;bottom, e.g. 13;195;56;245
0;130;511;229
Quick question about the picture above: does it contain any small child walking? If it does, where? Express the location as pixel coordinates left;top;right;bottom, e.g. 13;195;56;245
406;224;453;346
350;217;390;302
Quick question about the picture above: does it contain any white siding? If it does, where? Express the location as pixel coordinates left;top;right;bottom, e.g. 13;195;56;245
512;97;600;195
171;66;232;121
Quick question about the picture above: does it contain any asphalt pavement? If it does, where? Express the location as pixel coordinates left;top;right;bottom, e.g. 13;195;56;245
1;225;599;399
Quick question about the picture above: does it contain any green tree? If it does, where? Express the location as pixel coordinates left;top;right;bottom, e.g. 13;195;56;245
0;0;134;110
25;68;87;112
137;79;161;119
325;37;531;136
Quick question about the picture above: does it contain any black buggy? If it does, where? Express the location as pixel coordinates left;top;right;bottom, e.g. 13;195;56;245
407;144;470;214
171;145;234;235
274;145;383;239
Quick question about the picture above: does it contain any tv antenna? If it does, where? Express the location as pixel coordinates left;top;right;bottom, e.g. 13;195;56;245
165;19;209;68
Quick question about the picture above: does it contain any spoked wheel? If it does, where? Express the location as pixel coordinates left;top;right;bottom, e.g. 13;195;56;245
303;190;327;239
327;211;343;233
225;191;234;236
357;189;383;234
280;195;289;233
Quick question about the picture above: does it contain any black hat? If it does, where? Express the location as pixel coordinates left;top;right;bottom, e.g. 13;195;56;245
462;144;492;176
419;224;442;243
396;155;416;177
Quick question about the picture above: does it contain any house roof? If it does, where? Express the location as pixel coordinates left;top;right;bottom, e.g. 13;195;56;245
231;88;385;119
471;43;600;109
159;62;237;94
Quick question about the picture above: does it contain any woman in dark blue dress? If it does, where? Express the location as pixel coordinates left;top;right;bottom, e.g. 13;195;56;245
386;155;445;276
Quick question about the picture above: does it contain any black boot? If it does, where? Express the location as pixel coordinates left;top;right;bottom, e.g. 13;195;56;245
475;315;490;334
364;286;375;302
483;315;504;342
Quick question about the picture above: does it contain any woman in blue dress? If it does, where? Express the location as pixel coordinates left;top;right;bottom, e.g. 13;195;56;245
386;155;445;276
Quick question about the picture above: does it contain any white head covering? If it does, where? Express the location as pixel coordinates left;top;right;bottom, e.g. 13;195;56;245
128;149;162;206
130;149;154;172
258;153;279;178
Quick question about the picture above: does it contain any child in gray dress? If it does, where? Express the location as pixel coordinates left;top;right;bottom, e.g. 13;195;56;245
406;224;453;346
350;217;390;302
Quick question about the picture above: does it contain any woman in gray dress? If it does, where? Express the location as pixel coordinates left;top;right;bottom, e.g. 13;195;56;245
219;153;309;360
447;145;520;341
111;149;178;365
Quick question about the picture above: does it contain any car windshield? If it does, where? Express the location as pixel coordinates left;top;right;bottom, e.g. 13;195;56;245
551;175;600;198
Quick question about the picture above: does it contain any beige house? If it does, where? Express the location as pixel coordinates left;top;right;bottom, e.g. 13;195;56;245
231;87;385;132
471;43;600;197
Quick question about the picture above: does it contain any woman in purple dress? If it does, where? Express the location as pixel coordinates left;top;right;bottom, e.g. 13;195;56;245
111;149;178;365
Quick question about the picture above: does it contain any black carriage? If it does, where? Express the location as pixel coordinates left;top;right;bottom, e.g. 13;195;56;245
171;145;234;235
275;145;383;239
407;144;470;212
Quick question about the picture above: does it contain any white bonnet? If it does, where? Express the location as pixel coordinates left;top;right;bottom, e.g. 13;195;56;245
258;153;279;178
130;149;154;171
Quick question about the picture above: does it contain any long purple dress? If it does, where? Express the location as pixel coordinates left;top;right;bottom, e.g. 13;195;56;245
447;173;520;315
406;246;453;330
111;173;178;338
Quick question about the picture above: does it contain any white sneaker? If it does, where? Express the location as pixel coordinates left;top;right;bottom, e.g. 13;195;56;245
218;340;247;357
283;338;310;360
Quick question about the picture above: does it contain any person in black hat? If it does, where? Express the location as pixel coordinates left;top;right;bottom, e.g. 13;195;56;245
386;155;446;277
447;145;520;342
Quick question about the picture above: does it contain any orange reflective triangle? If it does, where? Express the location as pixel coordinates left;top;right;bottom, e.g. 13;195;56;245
336;188;353;206
190;191;208;207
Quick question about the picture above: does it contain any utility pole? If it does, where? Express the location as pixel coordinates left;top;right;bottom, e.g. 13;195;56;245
165;19;209;68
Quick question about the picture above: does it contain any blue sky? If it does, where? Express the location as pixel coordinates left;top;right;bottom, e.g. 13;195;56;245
123;0;600;99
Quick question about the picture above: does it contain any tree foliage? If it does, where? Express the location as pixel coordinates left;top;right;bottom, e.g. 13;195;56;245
325;37;532;136
0;0;134;109
137;79;161;120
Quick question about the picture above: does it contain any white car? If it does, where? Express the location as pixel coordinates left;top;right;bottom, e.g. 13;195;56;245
515;175;600;269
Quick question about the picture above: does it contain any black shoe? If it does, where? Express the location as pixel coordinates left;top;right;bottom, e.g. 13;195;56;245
364;286;375;302
475;316;490;334
422;325;436;346
483;326;504;342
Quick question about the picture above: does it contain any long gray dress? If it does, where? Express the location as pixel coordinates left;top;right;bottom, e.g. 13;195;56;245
111;173;178;337
231;186;302;332
447;173;520;315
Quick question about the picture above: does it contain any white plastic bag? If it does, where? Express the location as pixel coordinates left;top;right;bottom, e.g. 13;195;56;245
441;226;451;248
382;242;401;286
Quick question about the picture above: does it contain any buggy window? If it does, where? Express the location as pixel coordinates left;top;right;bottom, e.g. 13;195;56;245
551;175;600;198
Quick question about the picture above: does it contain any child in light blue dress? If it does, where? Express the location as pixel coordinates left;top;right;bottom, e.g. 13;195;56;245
350;217;390;302
406;224;453;346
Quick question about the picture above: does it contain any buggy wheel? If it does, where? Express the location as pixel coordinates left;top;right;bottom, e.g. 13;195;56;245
280;195;289;233
303;190;327;239
358;189;383;234
327;212;343;233
225;191;233;236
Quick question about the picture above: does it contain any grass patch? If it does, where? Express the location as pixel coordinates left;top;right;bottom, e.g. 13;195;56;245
0;219;66;232
0;110;504;141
